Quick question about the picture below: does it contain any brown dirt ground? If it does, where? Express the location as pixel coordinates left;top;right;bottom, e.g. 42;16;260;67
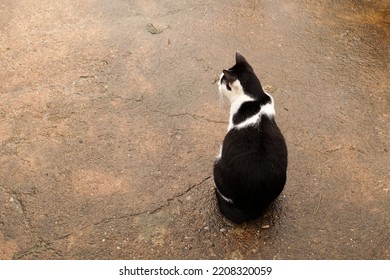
1;0;389;259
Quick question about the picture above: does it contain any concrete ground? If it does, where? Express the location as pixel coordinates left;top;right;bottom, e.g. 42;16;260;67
0;0;389;259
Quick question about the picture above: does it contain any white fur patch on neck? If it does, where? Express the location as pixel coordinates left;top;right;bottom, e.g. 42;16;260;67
260;100;275;118
235;113;260;129
220;79;254;130
234;99;275;129
218;73;276;130
228;93;254;130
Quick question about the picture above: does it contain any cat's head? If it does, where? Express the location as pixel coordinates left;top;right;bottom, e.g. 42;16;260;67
218;51;264;103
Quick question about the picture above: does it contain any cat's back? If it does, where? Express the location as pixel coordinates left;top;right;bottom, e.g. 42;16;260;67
222;115;287;167
218;115;287;203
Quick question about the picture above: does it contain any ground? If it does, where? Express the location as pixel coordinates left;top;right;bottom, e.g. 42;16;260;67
0;0;389;259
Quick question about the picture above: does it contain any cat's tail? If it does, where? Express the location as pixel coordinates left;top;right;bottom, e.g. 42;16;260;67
215;190;260;223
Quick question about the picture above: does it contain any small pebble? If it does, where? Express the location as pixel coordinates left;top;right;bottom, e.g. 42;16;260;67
146;23;163;34
261;225;270;229
219;228;226;232
263;85;277;93
211;75;219;84
204;226;209;231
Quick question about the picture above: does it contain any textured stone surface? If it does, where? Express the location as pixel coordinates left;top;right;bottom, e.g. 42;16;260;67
0;0;389;259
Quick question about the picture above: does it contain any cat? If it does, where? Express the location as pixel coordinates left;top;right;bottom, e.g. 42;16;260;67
213;51;288;223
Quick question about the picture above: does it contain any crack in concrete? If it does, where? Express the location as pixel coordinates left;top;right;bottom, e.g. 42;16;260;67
146;107;226;124
148;175;211;215
322;144;368;154
154;4;212;18
0;186;48;259
92;175;212;225
11;192;45;243
3;188;36;231
168;112;226;124
48;176;212;246
13;241;62;260
107;92;145;104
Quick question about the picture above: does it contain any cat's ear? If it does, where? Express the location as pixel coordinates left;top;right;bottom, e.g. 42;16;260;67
223;69;237;84
236;51;248;64
236;51;254;71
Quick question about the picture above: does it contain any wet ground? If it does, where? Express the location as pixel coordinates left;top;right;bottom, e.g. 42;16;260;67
1;0;389;259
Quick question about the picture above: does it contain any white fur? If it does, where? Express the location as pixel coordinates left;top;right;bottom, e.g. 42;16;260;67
216;187;234;204
235;113;260;129
218;74;275;131
216;145;222;161
260;100;275;118
228;93;254;130
219;78;255;131
220;78;251;104
235;99;275;129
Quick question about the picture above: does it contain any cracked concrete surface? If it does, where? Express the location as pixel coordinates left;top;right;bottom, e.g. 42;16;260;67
1;0;389;259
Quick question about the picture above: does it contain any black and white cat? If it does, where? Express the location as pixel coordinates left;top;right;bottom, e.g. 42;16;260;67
213;52;288;223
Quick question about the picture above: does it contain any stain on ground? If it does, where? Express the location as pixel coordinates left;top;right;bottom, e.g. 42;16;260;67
0;0;389;259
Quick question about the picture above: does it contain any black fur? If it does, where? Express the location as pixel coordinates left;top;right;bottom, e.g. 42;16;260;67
233;101;261;125
213;52;288;223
